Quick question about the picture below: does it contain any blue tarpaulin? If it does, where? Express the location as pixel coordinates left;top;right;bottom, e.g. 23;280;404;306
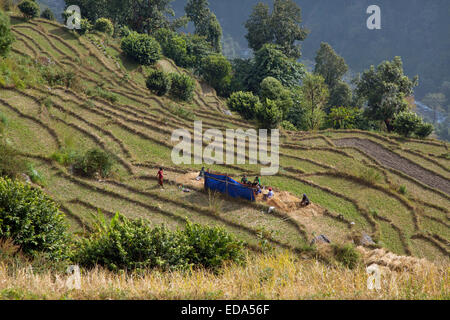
204;172;256;202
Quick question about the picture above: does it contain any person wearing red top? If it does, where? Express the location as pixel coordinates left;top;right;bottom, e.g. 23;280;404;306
157;167;164;188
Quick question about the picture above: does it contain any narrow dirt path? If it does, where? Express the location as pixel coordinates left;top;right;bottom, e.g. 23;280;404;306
334;138;450;194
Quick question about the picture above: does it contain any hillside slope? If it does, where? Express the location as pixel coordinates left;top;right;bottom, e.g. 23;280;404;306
2;17;449;264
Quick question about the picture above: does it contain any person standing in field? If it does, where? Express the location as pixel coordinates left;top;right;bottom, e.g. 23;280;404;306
157;167;164;188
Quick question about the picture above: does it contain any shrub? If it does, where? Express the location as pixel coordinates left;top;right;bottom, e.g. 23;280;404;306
78;18;92;35
359;167;382;184
121;32;161;66
198;54;232;96
281;120;297;131
183;220;245;271
332;243;360;269
393;111;425;137
73;213;190;272
87;86;118;103
18;0;39;20
94;17;114;36
415;122;434;139
40;8;55;20
227;91;260;120
155;28;188;67
256;98;283;129
73;148;114;178
0;141;26;178
73;214;246;272
398;185;407;195
0;9;14;58
41;67;77;89
259;77;293;115
0;177;69;260
327;106;362;129
146;69;171;96
169;72;195;101
50;147;78;166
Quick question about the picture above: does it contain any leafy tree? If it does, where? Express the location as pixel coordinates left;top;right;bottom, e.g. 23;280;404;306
300;73;329;130
329;81;353;109
259;77;293;116
40;8;55;20
169;72;195;101
0;9;14;57
314;42;348;89
18;0;40;20
155;28;188;66
227;91;261;120
94;17;114;36
121;32;161;66
355;56;418;132
249;43;304;92
0;177;69;260
256;98;283;129
245;0;308;59
185;0;222;52
198;54;232;96
327;106;362;129
184;33;214;68
146;69;171;96
77;18;93;35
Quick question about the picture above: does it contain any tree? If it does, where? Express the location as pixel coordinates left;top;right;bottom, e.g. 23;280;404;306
249;43;304;92
0;9;14;57
245;0;308;59
227;91;261;120
314;42;351;109
300;73;329;130
18;0;40;20
185;0;222;52
327;106;361;129
355;56;418;132
422;93;446;124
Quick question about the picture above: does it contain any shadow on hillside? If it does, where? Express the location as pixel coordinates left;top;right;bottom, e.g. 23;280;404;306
10;16;25;26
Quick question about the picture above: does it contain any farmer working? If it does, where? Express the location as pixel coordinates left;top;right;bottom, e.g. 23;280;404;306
157;167;164;188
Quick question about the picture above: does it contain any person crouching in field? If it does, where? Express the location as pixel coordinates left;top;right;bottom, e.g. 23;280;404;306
157;167;164;189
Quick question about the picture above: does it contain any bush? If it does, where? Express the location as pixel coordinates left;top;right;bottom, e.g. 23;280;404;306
41;67;77;89
227;91;261;120
0;177;69;260
146;69;171;96
0;9;14;58
169;72;195;101
415;122;434;139
77;18;92;35
256;98;283;129
359;167;382;184
94;17;114;36
332;243;360;269
393;111;428;137
198;54;232;97
121;32;161;66
155;28;188;67
73;148;114;178
40;8;55;20
327;106;362;129
281;120;297;131
183;220;245;271
259;77;293;115
73;213;190;272
72;214;245;272
18;0;39;20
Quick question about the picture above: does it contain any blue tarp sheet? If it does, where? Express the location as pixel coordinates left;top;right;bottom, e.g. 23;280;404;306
204;172;255;202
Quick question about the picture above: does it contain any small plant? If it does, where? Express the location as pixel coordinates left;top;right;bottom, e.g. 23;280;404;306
208;189;223;214
94;18;114;36
26;162;45;185
146;69;171;96
168;103;195;121
51;147;78;166
359;167;382;184
398;185;407;195
87;86;118;103
40;7;55;20
73;148;114;178
332;243;360;269
169;72;195;102
18;0;40;20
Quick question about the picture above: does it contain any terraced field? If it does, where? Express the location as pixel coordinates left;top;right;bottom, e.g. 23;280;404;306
2;17;449;263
